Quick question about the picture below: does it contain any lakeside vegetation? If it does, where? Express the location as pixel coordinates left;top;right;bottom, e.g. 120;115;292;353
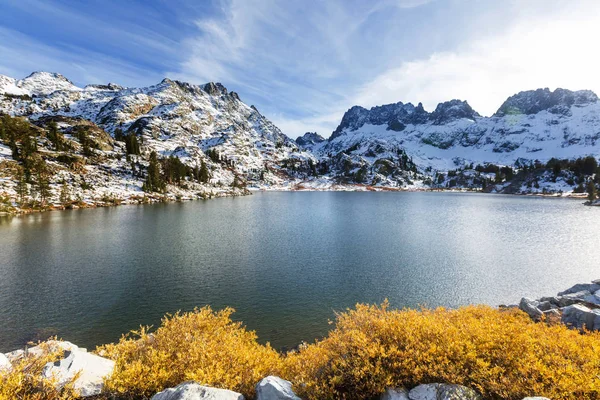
2;304;600;400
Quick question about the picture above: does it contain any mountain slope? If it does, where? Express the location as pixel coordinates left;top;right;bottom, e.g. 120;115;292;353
0;72;316;211
1;71;599;211
315;88;600;192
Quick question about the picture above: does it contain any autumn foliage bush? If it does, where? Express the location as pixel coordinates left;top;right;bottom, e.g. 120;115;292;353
97;306;282;399
4;304;600;400
0;342;78;400
282;302;600;400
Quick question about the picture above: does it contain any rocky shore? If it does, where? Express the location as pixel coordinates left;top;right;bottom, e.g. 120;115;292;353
2;280;599;399
516;278;600;331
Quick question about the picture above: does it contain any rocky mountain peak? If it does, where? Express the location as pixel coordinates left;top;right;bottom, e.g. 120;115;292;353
429;99;479;124
296;132;326;147
24;71;73;83
494;88;599;117
202;82;228;96
84;83;124;91
19;71;79;95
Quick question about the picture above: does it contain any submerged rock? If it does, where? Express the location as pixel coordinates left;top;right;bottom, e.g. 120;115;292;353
151;382;245;400
255;376;301;400
408;383;481;400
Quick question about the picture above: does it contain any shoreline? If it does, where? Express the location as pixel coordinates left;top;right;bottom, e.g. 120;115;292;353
1;184;592;217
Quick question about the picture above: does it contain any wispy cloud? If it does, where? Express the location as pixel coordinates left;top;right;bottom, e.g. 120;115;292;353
2;0;599;139
0;28;163;87
352;0;600;116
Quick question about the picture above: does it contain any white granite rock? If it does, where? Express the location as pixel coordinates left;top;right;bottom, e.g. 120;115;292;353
256;376;301;400
151;382;245;400
39;341;114;397
0;353;11;371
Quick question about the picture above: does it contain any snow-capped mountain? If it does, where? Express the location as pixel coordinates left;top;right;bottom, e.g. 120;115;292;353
296;132;326;148
1;71;599;206
0;72;315;188
1;72;80;96
313;88;600;190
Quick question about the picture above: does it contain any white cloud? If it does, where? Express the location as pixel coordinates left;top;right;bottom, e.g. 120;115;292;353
352;1;600;116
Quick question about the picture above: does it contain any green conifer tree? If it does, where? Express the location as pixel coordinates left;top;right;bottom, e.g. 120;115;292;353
143;151;165;193
199;160;210;183
587;180;597;202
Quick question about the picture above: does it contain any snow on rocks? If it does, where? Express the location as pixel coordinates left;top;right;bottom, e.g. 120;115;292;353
518;278;600;331
4;71;600;197
0;353;11;371
151;382;245;400
255;376;301;400
5;340;114;397
42;342;114;397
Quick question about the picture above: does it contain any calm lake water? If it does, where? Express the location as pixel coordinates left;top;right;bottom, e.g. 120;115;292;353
0;192;599;352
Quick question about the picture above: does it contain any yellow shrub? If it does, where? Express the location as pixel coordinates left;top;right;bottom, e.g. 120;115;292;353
98;306;282;399
282;302;600;400
0;342;78;400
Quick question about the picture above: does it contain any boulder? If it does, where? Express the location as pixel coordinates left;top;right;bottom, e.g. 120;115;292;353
40;342;114;397
255;376;301;400
0;353;11;371
536;301;556;312
151;382;244;400
408;383;481;400
519;298;543;320
553;295;586;308
584;293;600;305
558;283;600;296
381;388;410;399
561;304;600;331
6;340;77;361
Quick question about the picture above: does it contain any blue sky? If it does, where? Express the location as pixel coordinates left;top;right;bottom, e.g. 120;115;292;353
1;0;600;138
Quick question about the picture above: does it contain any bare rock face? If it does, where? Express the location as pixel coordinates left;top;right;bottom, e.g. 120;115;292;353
255;376;301;400
151;382;245;400
495;88;598;116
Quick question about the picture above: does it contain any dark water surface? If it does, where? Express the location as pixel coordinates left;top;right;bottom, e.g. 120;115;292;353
1;192;599;352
